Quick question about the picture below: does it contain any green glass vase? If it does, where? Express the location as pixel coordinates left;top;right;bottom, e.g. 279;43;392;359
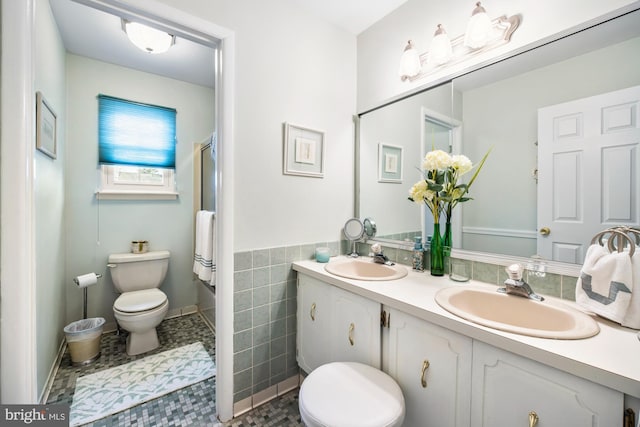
443;221;452;256
430;223;445;276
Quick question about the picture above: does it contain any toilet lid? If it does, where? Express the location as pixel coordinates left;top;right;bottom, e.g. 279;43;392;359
299;362;405;427
114;289;167;313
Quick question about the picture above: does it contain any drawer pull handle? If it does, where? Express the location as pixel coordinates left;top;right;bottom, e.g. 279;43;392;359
310;303;316;321
420;360;430;388
529;411;539;427
348;323;355;346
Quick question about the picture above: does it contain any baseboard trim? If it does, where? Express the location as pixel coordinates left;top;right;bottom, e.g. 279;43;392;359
233;374;301;417
39;338;67;404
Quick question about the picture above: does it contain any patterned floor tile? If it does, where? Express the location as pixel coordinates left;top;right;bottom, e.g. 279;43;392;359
46;313;302;426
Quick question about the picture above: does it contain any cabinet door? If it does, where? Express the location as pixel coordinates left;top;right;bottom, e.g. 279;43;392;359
384;307;472;427
332;286;381;368
297;275;332;373
471;341;623;427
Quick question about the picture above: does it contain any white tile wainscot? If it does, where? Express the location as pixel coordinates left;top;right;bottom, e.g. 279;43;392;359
293;256;640;426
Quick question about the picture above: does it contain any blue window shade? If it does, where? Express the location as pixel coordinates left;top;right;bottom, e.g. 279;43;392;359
98;95;176;168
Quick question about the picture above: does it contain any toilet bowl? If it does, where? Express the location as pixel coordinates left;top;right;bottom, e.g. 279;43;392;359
113;289;169;355
299;362;405;427
108;250;170;356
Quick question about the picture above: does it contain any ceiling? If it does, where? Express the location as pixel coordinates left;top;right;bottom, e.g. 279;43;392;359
290;0;407;35
49;0;407;89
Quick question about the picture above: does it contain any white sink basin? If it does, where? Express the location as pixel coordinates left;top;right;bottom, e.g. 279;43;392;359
324;258;408;281
435;286;600;339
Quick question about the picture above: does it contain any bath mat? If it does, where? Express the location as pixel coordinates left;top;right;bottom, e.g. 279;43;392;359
69;342;216;426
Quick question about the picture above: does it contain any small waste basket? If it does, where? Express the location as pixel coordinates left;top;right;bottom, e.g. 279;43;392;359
64;317;105;366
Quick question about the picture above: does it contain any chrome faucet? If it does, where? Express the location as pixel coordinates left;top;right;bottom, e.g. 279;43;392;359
370;243;395;266
498;264;544;301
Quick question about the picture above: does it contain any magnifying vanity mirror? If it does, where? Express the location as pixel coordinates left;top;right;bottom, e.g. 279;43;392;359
363;218;377;239
343;218;365;257
357;9;640;267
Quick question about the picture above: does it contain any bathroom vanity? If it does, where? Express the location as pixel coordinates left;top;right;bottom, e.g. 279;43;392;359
294;257;638;427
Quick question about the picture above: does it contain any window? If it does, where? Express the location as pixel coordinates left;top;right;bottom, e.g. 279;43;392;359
96;95;178;199
98;165;176;199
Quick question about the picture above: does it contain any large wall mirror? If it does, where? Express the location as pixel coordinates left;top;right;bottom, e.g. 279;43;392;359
358;9;640;266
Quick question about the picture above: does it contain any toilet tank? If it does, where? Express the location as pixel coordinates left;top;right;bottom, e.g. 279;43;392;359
108;250;170;293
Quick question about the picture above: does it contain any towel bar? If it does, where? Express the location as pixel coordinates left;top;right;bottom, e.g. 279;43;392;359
590;227;639;257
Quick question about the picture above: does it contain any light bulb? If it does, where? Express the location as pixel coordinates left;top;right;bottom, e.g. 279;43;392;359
399;40;422;79
464;2;492;49
429;24;452;65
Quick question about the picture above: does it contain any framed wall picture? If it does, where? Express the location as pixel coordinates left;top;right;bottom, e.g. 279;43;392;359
36;91;57;159
378;143;403;183
283;123;325;178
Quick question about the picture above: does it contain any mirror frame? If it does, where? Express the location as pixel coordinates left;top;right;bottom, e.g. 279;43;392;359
355;6;640;277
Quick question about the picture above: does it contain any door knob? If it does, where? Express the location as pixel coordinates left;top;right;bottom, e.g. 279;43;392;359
539;227;550;236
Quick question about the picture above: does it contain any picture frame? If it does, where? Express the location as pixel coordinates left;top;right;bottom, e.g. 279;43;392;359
36;91;57;159
283;123;325;178
378;143;403;183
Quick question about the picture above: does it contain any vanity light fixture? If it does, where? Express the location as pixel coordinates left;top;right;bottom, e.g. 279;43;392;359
428;24;452;66
399;3;521;82
398;40;422;79
464;2;492;49
122;19;175;54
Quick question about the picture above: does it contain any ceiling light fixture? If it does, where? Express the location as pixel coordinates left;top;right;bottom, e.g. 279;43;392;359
122;19;175;54
399;4;521;82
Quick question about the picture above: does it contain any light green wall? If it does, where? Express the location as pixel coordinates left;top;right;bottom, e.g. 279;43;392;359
34;0;67;398
64;54;215;325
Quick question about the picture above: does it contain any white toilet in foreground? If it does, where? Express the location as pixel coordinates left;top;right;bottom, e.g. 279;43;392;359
299;362;405;427
108;250;170;356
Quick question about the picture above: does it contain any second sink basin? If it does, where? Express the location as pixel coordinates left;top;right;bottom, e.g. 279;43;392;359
435;286;600;339
324;258;408;281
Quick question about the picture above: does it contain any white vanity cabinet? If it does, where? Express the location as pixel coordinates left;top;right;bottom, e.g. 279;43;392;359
297;274;381;373
471;341;623;427
383;306;472;427
293;264;632;427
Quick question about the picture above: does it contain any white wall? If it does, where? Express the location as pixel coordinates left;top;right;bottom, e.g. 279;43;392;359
34;0;67;398
155;0;357;251
65;54;214;324
357;0;640;111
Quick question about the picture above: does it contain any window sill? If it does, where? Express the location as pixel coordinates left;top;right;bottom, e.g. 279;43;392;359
95;190;179;200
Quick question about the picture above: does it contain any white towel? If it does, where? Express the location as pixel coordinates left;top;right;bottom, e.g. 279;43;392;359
621;249;640;329
575;244;633;325
193;210;216;285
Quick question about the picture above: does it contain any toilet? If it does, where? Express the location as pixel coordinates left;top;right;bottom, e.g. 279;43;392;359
108;250;170;356
299;362;405;427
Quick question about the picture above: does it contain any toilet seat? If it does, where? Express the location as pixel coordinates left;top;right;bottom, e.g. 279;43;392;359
114;289;167;313
299;362;405;427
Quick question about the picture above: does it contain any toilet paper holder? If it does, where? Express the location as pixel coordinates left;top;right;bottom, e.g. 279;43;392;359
73;273;102;286
73;273;103;319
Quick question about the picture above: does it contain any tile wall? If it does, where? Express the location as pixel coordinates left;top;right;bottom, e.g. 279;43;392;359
232;241;340;403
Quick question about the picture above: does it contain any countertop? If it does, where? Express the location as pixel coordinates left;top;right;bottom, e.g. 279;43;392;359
293;256;640;398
